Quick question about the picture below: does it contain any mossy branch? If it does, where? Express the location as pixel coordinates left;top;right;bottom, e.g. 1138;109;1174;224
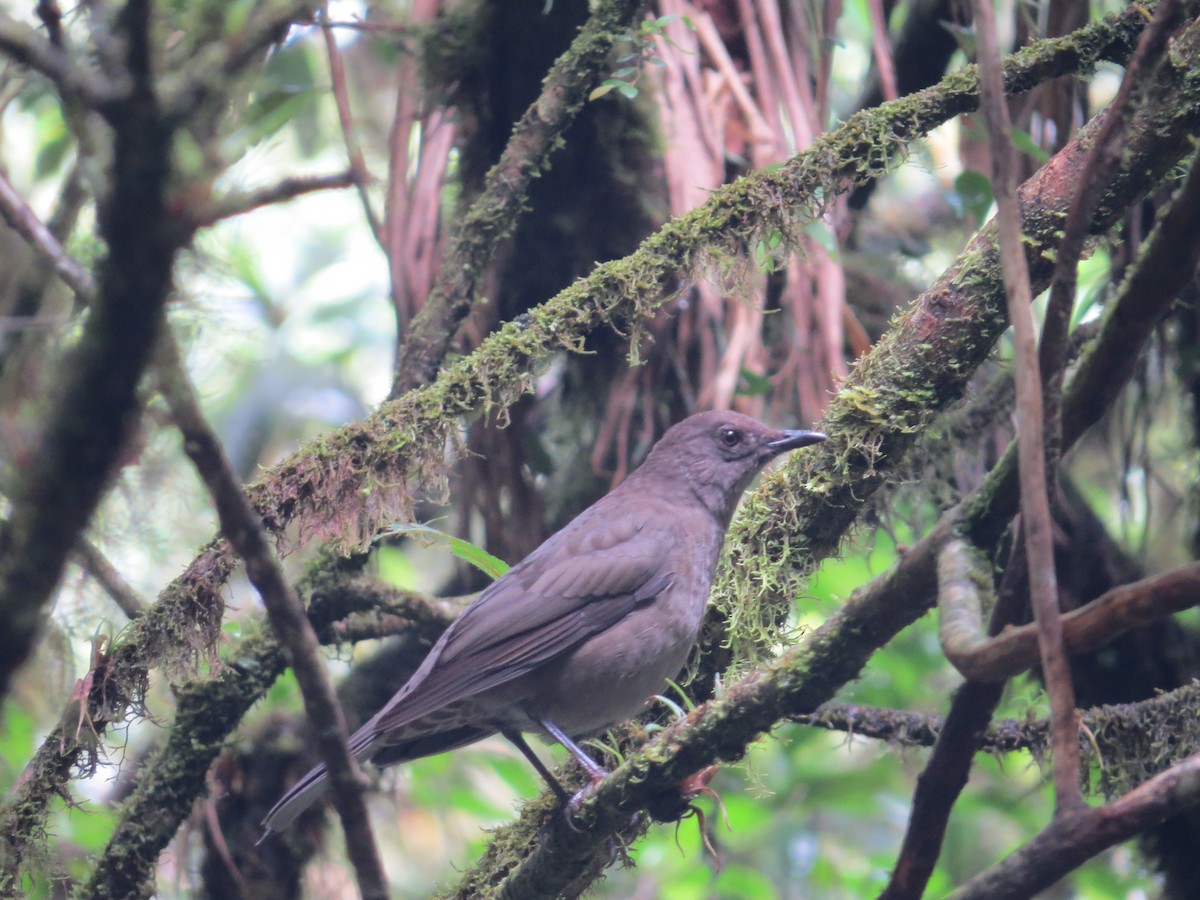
712;5;1200;662
446;17;1200;895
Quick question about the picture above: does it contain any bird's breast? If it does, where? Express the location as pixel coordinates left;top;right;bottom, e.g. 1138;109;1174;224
521;565;714;738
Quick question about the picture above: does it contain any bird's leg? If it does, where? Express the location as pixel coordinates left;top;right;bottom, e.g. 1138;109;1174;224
537;718;609;782
535;717;613;828
500;728;572;804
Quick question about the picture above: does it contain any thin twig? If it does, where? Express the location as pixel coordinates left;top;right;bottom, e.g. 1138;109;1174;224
190;171;356;228
74;538;149;619
154;333;388;900
0;169;96;299
319;3;385;248
971;0;1083;815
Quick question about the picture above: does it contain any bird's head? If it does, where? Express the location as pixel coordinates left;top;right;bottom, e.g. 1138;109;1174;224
636;410;827;523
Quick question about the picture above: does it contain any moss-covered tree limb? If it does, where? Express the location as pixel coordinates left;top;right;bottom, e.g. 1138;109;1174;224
390;0;646;397
712;5;1200;659
444;21;1200;896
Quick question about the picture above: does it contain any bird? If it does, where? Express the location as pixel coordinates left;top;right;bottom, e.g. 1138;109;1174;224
261;410;826;836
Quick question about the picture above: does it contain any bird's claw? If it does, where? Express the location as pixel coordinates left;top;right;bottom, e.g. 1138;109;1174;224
562;771;606;832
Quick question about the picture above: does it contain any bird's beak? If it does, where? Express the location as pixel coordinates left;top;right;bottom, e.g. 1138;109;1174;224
767;430;828;453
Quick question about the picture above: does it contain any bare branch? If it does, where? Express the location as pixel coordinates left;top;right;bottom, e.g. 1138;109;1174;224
149;334;387;900
0;168;96;300
942;549;1200;683
73;538;149;620
972;0;1082;814
190;171;356;228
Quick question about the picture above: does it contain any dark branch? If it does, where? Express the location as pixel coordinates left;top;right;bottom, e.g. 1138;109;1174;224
145;335;387;900
190;171;356;228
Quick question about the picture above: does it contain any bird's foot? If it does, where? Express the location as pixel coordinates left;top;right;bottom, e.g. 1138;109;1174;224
562;770;608;832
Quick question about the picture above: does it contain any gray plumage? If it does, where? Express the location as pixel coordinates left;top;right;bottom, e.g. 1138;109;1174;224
261;410;825;835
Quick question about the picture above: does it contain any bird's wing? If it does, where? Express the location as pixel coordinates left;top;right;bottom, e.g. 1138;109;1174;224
369;507;677;736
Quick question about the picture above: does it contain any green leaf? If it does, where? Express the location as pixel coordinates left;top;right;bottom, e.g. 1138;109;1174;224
380;523;510;580
804;220;839;259
736;368;772;397
1010;127;1051;164
954;170;994;223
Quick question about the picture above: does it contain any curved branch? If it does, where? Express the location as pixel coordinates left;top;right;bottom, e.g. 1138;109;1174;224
943;555;1200;683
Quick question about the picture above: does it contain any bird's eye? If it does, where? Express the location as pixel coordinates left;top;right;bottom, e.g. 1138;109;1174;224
719;428;742;447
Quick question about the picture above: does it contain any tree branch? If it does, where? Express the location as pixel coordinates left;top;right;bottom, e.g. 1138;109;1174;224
73;538;149;620
0;170;96;299
952;751;1200;899
190;171;356;228
138;334;387;900
0;0;187;699
941;546;1200;683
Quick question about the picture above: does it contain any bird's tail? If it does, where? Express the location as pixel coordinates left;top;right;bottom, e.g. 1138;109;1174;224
258;727;381;842
258;760;334;840
258;723;497;841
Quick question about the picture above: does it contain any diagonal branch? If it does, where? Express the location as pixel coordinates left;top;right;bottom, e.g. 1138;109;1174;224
142;334;387;900
972;0;1081;813
189;171;356;229
952;751;1200;899
0;170;96;299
